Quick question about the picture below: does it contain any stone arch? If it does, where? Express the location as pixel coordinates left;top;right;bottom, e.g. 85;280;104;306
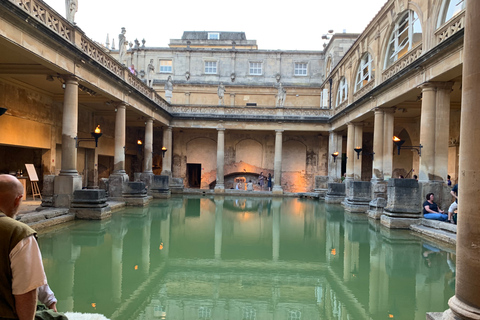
393;128;414;178
235;138;263;168
282;140;306;172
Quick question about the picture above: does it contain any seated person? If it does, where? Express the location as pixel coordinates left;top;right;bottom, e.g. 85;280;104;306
423;193;448;221
246;180;254;191
448;183;458;224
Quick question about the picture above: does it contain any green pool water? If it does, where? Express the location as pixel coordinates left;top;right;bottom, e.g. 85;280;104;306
38;196;455;320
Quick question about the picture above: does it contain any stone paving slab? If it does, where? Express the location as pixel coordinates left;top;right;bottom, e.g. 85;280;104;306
410;224;456;245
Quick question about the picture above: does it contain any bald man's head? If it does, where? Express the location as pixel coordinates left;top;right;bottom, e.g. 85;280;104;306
0;174;24;218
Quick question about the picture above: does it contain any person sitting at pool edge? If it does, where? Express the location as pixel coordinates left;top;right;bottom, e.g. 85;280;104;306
423;192;448;221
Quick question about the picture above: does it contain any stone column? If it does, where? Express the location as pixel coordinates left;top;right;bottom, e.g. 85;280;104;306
214;128;225;193
108;103;129;199
346;123;355;181
59;77;79;176
328;131;342;181
230;93;236;107
272;130;284;194
446;1;480;318
383;109;395;180
114;104;127;174
161;126;172;176
54;77;82;207
418;83;437;182
140;118;154;190
143;118;153;173
353;124;363;181
372;108;384;181
185;92;190;104
434;83;453;182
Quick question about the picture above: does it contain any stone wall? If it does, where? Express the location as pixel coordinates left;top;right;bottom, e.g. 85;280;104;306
171;129;328;192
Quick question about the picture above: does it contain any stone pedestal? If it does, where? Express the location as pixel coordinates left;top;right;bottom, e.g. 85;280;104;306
123;182;151;206
139;172;155;191
344;181;371;213
419;181;451;212
314;175;329;199
381;178;422;229
368;197;386;220
325;183;346;204
41;175;55;207
108;173;129;200
54;175;83;207
71;189;111;220
170;177;184;194
368;180;387;219
150;175;171;198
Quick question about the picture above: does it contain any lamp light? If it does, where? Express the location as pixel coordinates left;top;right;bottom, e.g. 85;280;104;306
331;151;339;162
161;146;167;158
354;146;363;159
393;136;423;156
75;125;102;147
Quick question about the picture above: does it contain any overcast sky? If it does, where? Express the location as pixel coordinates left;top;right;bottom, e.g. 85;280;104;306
45;0;387;51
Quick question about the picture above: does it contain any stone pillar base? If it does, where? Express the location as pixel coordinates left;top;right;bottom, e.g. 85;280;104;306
71;207;111;220
214;184;225;193
125;196;152;206
272;186;283;195
139;172;155;190
108;172;129;200
170;178;184;194
380;215;421;229
444;295;480;319
54;174;82;207
70;189;111;220
150;175;171;198
325;182;346;204
343;181;371;213
344;200;370;213
367;198;386;220
41;175;55;207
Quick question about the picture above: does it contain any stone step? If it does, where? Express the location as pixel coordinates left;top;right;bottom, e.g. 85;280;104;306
410;224;456;245
27;212;75;231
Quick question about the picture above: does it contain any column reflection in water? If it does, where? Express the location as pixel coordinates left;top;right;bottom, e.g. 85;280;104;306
37;196;455;320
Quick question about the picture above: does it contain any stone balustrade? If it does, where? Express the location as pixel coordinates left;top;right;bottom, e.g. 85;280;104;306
170;105;331;120
382;44;423;81
9;0;169;112
436;10;465;45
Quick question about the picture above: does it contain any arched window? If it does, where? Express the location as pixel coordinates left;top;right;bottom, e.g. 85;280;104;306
355;53;374;92
384;10;422;68
437;0;465;28
336;77;348;106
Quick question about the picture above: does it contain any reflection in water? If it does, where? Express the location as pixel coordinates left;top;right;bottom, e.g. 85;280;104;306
38;196;455;320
